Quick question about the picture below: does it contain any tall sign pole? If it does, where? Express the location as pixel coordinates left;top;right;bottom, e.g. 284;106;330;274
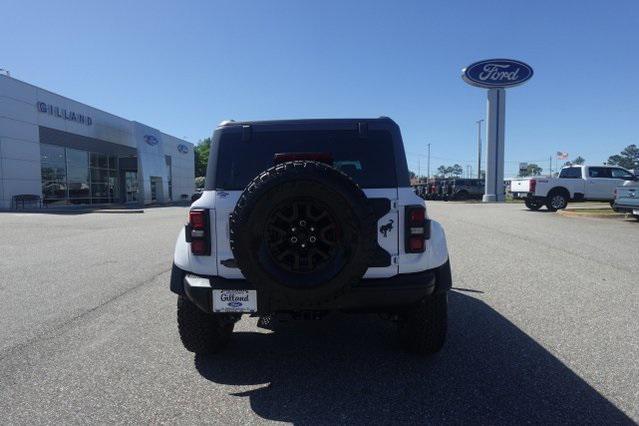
484;88;506;201
477;120;481;180
462;59;533;202
427;142;431;179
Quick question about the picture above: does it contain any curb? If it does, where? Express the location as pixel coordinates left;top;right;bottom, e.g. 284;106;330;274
557;210;626;219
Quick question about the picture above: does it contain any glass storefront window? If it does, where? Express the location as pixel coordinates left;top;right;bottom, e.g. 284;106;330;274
40;143;122;205
125;171;138;202
90;168;110;184
41;144;66;182
66;148;90;200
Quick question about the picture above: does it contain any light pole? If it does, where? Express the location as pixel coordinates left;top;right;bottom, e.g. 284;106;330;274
427;142;431;180
476;119;484;180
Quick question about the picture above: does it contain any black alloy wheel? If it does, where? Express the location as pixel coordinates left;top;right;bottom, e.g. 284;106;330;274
265;199;340;274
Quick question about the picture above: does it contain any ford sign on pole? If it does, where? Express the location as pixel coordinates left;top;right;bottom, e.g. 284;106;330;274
462;59;533;202
462;59;533;89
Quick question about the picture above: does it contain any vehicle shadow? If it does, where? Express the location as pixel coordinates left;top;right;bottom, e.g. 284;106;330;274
194;292;632;424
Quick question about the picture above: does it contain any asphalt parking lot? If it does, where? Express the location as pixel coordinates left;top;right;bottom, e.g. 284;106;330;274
0;203;637;424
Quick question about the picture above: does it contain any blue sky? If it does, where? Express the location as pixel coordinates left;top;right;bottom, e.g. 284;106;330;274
2;0;638;177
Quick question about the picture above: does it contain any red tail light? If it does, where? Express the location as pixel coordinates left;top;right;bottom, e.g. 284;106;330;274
186;209;211;255
529;179;537;193
189;210;207;229
405;205;430;254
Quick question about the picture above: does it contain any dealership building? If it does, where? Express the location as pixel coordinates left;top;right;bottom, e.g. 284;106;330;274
0;74;194;209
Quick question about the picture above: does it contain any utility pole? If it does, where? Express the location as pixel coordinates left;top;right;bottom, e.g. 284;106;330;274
476;119;484;179
418;158;421;179
549;155;552;177
427;143;431;180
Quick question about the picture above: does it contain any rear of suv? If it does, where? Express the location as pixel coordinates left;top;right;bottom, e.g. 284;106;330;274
171;118;452;355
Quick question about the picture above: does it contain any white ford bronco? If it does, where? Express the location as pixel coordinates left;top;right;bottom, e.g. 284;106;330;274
171;118;452;355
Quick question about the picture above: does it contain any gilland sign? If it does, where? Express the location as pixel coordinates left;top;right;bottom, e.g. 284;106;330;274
462;59;533;88
177;143;189;154
36;102;93;125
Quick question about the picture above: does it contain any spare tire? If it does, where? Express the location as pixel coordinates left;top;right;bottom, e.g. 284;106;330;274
230;160;377;306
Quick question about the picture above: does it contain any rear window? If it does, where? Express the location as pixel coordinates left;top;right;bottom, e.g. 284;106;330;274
559;167;582;178
213;129;397;190
610;168;634;179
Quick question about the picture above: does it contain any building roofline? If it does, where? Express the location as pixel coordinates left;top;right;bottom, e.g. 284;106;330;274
0;74;190;145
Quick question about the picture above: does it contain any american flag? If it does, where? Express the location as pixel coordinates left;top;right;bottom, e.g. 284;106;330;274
556;151;569;160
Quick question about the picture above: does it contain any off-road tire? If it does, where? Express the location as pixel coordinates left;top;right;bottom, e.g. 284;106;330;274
398;292;448;355
230;160;377;307
546;189;569;212
177;296;234;354
525;198;543;211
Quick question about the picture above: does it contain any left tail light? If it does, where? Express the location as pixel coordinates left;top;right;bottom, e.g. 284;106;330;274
404;205;430;253
185;209;211;255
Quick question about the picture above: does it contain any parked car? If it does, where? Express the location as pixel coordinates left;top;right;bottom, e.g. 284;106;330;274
449;178;484;200
171;117;452;356
613;179;639;220
510;165;636;211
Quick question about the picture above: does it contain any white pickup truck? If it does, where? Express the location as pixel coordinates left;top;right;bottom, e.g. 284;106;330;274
511;165;636;211
613;180;639;219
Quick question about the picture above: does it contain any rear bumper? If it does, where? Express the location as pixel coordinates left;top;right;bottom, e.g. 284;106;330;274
511;191;530;198
613;201;639;212
171;261;452;313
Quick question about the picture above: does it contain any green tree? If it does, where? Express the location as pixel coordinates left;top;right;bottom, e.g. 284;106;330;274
451;164;463;177
436;165;448;177
572;156;585;165
194;138;211;177
195;176;206;189
607;144;639;170
518;163;543;177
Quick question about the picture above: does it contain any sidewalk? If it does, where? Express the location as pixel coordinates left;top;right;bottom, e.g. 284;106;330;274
1;201;190;215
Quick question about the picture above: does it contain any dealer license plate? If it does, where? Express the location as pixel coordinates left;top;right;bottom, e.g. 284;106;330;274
633;209;639;216
212;290;257;313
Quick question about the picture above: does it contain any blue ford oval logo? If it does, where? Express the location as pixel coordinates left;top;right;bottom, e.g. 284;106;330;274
228;301;242;308
462;59;533;88
177;144;189;154
144;135;159;146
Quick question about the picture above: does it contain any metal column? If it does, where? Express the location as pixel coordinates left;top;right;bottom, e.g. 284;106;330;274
483;88;506;202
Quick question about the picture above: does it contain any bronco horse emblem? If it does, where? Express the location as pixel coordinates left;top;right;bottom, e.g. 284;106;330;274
379;219;394;237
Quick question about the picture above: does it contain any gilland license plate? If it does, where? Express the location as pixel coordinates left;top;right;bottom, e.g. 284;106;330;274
633;209;639;216
212;289;257;313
